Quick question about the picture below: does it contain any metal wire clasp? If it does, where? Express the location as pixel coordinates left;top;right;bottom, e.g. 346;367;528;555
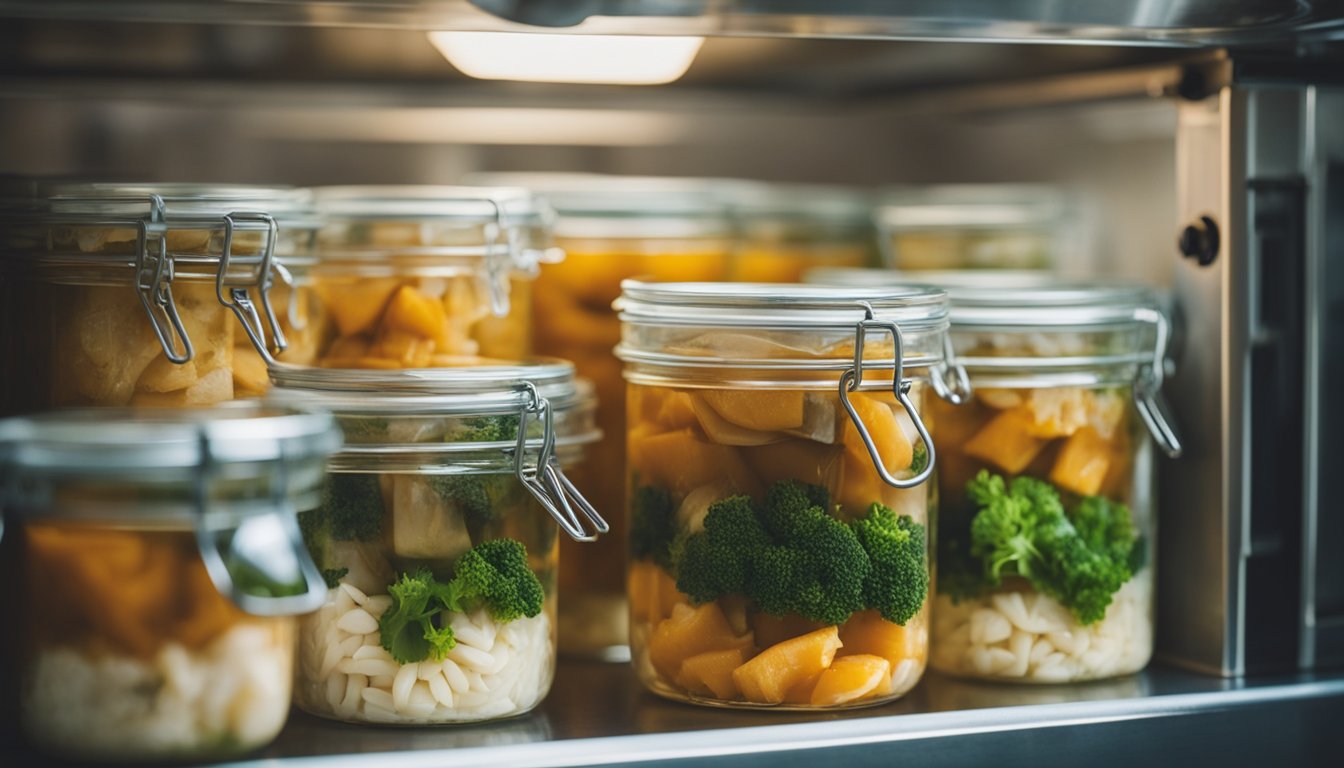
217;212;288;364
838;302;937;489
481;197;516;317
135;195;194;363
192;429;328;616
513;382;608;542
1132;307;1183;458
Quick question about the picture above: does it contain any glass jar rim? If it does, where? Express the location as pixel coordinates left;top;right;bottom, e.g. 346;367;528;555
0;403;340;476
2;181;319;225
311;185;552;226
877;184;1067;231
725;180;874;230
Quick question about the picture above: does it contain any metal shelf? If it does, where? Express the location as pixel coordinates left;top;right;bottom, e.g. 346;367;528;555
9;661;1340;767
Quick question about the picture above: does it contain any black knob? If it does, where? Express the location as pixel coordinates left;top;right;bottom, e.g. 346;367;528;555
1178;215;1219;267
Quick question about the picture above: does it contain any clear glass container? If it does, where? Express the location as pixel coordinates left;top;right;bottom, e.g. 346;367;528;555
808;268;1182;683
0;405;340;762
305;186;555;369
0;182;320;414
269;359;605;724
467;173;735;660
726;182;875;282
615;281;968;709
876;185;1074;271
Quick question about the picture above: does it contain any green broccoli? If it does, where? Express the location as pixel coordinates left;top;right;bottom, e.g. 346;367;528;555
960;471;1139;625
629;485;678;569
298;473;384;572
376;538;544;664
851;503;929;625
321;567;349;589
675;481;870;626
339;416;391;442
424;473;512;538
451;415;521;444
453;538;545;622
909;445;929;475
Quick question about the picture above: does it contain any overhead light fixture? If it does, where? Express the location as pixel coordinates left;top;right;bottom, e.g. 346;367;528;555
428;31;703;86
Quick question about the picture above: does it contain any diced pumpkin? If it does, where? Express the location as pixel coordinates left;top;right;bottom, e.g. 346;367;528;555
1049;426;1113;497
783;672;823;704
628;428;760;498
382;285;450;346
231;344;270;397
752;612;827;651
977;388;1025;409
690;394;786;446
700;389;805;431
732;625;842;705
628;560;686;624
741;439;841;489
314;278;402;337
839;610;921;664
656;391;700;431
676;648;747;700
962;408;1048;475
374;329;436;368
648;602;754;682
810;654;890;706
842;393;914;475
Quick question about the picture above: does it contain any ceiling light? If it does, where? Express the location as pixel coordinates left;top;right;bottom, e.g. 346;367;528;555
428;32;703;86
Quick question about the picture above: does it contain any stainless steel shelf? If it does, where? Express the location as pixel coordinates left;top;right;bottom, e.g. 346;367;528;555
10;661;1339;767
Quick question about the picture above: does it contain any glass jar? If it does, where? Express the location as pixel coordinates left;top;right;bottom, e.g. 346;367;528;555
876;185;1074;271
726;182;875;282
305;186;555;369
808;268;1181;682
269;359;605;724
0;182;320;414
0;405;340;762
615;281;968;709
468;173;735;660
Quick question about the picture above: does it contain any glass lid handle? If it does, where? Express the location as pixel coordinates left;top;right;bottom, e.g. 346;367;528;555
512;382;609;542
931;333;973;405
1133;307;1183;458
481;197;515;317
217;212;288;365
135;195;194;364
838;302;937;489
192;431;329;616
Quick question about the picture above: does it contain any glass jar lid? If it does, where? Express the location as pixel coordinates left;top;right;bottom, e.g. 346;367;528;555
310;185;557;315
877;184;1068;232
0;403;342;616
0;180;318;366
268;358;606;542
464;173;734;240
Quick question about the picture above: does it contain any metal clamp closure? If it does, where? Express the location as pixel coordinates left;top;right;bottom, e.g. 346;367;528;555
838;302;937;489
135;195;193;364
480;197;516;317
931;332;973;405
1132;307;1183;458
193;430;328;616
217;212;288;364
512;381;608;542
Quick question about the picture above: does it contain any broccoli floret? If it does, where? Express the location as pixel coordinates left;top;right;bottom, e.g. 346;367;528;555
451;415;521;444
675;481;870;626
629;485;678;568
454;539;544;622
958;471;1139;625
321;567;349;589
424;473;511;538
322;473;384;541
339;416;390;442
909;445;929;475
851;503;929;625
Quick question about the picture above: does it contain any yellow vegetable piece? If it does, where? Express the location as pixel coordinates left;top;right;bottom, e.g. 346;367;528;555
963;408;1048;475
676;647;747;700
699;389;805;431
382;285;450;346
751;612;827;652
231;344;270;398
628;428;761;498
656;391;701;432
838;610;922;664
313;277;401;337
732;625;842;705
690;394;787;446
1049;426;1113;497
842;393;914;475
782;672;823;704
648;602;754;682
742;439;841;490
810;654;890;706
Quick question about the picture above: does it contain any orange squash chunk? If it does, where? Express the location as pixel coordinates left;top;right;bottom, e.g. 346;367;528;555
676;647;747;700
839;610;921;663
842;393;914;475
810;654;890;706
656;391;701;431
752;612;827;651
732;625;842;705
628;561;685;625
690;394;785;446
700;389;805;431
628;428;760;498
314;278;401;337
1050;426;1112;497
382;285;450;345
783;672;823;704
648;602;754;681
742;439;840;489
963;408;1048;475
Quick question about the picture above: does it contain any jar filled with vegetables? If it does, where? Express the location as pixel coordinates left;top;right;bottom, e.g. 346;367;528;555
0;405;340;762
305;186;555;368
726;182;874;282
468;173;735;660
615;281;968;709
0;182;320;415
269;359;605;724
810;268;1181;682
